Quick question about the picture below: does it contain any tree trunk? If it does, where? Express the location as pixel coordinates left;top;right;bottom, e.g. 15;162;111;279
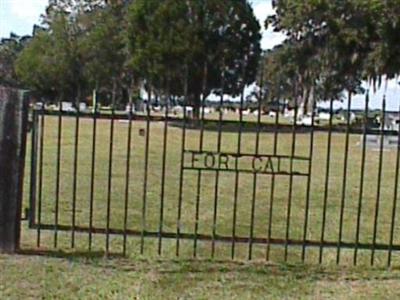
128;90;133;108
111;78;117;108
192;62;208;120
302;87;311;115
192;92;201;120
75;83;82;109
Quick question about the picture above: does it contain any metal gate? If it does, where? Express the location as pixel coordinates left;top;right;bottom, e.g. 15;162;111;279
24;87;400;266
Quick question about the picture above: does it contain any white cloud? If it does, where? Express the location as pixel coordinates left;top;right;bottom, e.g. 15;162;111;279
8;0;47;23
251;0;286;50
252;1;275;22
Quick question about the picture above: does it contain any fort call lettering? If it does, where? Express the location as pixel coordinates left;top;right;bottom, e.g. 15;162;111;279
185;151;306;175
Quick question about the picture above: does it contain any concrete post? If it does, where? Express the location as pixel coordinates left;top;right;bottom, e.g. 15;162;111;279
0;87;28;253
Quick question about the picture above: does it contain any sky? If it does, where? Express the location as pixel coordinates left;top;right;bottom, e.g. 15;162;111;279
0;0;398;109
0;0;47;37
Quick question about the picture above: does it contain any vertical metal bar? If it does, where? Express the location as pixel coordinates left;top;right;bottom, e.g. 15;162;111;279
176;65;189;257
266;89;280;261
231;118;242;258
336;92;352;265
248;63;264;260
54;98;63;248
354;92;369;265
88;98;97;252
388;103;400;267
193;63;208;257
301;94;316;261
232;58;247;259
36;108;45;247
123;92;134;256
158;77;170;256
105;82;116;256
29;110;38;230
141;85;152;255
284;92;298;261
371;95;386;266
211;63;225;258
319;98;334;264
71;97;80;249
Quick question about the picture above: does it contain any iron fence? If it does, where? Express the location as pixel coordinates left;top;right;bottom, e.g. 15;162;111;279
23;76;400;267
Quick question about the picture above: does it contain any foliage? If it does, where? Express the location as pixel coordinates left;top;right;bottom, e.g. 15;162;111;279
267;0;400;95
0;34;31;88
81;6;126;90
16;14;86;102
15;0;262;109
364;0;400;84
43;0;107;24
16;3;131;105
127;0;262;117
15;0;400;108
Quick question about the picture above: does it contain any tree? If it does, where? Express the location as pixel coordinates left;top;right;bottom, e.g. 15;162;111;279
43;0;107;24
363;0;400;86
16;14;87;103
126;0;262;118
261;39;345;115
267;0;384;98
81;4;131;106
15;31;55;99
0;34;31;87
267;0;400;97
18;2;134;106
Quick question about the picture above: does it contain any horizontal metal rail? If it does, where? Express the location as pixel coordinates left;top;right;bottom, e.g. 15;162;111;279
34;109;399;136
30;223;400;252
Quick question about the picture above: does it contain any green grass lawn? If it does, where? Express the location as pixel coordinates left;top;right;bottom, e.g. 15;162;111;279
2;253;400;299
2;112;400;298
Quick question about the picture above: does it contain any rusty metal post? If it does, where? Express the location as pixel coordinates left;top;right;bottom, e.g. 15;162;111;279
0;87;29;253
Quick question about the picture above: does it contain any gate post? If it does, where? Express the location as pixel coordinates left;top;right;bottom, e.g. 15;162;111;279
0;86;29;253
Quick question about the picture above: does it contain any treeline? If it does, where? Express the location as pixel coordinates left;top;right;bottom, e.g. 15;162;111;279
0;0;262;118
262;0;400;113
1;0;400;117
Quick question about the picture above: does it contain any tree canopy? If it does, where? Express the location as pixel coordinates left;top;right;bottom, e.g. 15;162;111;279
15;0;261;113
265;0;400;102
16;13;87;102
0;34;31;88
16;2;130;104
127;0;262;116
11;0;400;110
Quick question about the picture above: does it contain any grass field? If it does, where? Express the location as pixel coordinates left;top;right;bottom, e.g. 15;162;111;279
2;254;400;299
2;112;400;298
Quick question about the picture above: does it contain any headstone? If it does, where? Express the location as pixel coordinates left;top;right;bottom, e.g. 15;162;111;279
126;103;135;113
185;106;193;118
61;101;75;112
269;111;277;118
242;109;250;116
300;116;313;126
79;102;87;112
318;112;331;121
363;134;399;149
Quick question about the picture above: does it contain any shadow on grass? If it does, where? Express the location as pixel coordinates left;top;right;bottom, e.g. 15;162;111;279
13;248;400;282
17;248;124;259
169;120;376;135
169;120;309;134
